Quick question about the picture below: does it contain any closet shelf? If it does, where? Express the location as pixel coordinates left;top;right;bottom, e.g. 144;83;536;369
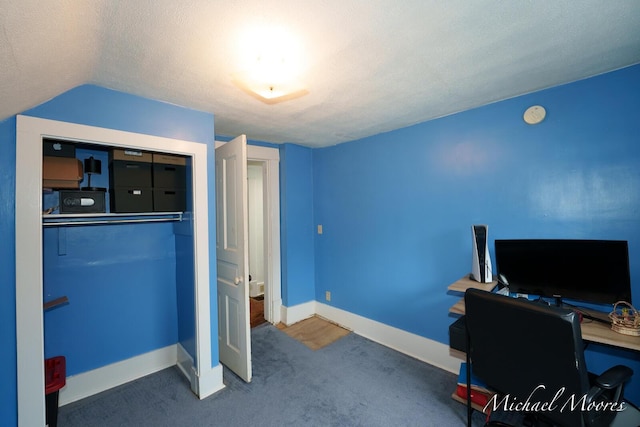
42;212;183;226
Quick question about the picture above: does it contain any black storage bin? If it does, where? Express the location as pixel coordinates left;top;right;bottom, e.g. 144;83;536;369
59;190;106;213
152;153;187;212
109;187;153;213
110;160;152;188
109;149;153;212
449;315;468;353
153;188;186;212
152;163;187;188
109;149;153;188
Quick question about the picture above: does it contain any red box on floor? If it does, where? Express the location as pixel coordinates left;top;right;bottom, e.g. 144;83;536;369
45;356;66;394
45;356;66;427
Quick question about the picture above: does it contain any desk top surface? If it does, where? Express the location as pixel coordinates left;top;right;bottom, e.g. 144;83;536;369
447;275;497;293
580;316;640;351
448;275;640;352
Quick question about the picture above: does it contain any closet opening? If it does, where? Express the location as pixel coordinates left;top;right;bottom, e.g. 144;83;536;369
16;116;218;427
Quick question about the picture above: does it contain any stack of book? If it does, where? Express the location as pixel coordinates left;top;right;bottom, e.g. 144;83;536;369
456;363;494;410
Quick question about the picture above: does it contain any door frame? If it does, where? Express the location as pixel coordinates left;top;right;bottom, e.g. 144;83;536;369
15;116;217;426
215;142;282;325
248;145;282;324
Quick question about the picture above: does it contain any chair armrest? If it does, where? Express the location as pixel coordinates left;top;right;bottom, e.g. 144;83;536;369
593;365;633;390
584;365;633;427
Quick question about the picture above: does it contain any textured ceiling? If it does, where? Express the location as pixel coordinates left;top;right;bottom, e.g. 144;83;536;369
1;1;639;148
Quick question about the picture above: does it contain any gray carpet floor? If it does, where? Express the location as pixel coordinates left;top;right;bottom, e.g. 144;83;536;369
57;323;492;426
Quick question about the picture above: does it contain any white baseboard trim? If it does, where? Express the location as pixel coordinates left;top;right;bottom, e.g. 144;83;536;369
57;305;459;407
315;302;461;375
270;297;283;325
194;364;225;399
176;343;195;390
280;300;315;325
59;344;178;406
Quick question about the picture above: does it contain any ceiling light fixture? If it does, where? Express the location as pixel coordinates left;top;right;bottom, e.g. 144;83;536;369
232;75;309;104
233;25;308;104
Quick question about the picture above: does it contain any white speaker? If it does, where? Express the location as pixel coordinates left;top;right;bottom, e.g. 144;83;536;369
471;225;492;283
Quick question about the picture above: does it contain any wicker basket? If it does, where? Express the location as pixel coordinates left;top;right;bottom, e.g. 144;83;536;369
608;301;640;337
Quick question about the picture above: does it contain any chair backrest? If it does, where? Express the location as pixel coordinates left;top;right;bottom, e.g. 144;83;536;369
465;288;590;427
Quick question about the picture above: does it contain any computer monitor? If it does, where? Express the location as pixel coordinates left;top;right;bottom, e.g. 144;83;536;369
494;239;632;305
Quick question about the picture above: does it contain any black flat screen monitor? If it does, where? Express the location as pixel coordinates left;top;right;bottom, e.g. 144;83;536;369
494;239;632;305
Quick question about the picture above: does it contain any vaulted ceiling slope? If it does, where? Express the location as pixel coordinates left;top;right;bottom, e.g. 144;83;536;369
1;1;639;147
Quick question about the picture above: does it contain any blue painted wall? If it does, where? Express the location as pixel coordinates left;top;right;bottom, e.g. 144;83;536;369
0;85;216;423
279;143;316;306
27;85;214;144
43;223;179;374
0;117;18;426
313;64;640;404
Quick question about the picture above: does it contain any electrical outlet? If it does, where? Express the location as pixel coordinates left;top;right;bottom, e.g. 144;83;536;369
317;224;323;234
325;291;331;301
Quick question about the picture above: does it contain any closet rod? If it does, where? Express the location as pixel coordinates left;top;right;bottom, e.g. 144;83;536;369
43;217;182;227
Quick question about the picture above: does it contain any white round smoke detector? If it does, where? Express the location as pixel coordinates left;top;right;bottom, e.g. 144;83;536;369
523;105;546;125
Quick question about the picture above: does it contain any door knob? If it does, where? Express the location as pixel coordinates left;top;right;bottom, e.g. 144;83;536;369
234;276;243;285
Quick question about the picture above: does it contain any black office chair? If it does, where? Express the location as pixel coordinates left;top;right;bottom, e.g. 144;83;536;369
463;288;633;427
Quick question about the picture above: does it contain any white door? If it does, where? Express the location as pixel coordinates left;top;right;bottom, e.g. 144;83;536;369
215;135;252;382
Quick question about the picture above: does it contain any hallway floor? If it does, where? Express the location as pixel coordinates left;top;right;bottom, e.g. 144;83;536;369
250;296;266;328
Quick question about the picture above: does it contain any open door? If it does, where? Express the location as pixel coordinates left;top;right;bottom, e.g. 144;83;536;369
215;135;252;382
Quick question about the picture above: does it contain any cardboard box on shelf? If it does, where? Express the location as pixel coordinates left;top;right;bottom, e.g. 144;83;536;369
43;156;83;189
110;148;152;163
152;153;186;166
